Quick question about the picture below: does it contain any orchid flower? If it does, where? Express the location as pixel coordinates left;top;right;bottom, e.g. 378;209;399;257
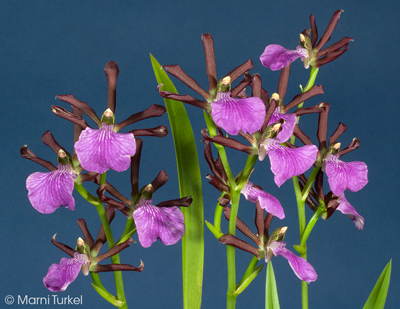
259;123;318;187
53;61;167;174
260;10;352;71
241;181;284;219
336;194;365;230
209;77;266;135
43;252;89;292
133;198;186;248
323;152;368;197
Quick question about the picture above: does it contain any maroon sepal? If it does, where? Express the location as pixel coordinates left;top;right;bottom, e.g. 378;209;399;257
94;176;132;207
93;262;144;273
131;138;143;200
163;65;210;100
207;175;230;192
77;219;95;249
293;125;313;146
72;106;83;145
156;196;192;208
92;205;116;255
41;131;68;156
157;85;210;111
314;10;344;51
277;64;291;103
201;129;256;156
324;192;340;219
225;59;254;84
314;37;353;68
230;72;252;98
129;125;168;138
224;206;261;247
97;185;131;218
20;146;57;171
338;138;360;157
260;99;278;133
150;169;168;192
104;61;119;114
94;239;134;263
328;123;347;145
115;104;167;131
202;33;218;92
282;85;324;113
219;235;260;258
51;105;89;129
293;102;327;117
51;234;76;258
316;102;330;151
218;196;230;206
56;94;101;127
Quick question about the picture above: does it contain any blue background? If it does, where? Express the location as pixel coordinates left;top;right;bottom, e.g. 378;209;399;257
1;1;399;308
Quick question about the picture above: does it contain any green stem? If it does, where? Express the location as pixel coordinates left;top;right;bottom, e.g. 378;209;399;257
301;167;320;202
75;176;127;308
290;67;319;309
300;204;325;247
237;255;259;289
226;189;241;309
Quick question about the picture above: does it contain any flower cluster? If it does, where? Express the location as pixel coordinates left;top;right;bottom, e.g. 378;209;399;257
22;61;191;292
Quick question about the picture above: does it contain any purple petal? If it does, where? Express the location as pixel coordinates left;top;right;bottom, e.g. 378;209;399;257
337;194;365;230
269;241;317;283
241;182;285;219
324;153;368;196
267;107;297;143
75;124;136;174
26;164;75;214
261;139;318;187
210;91;266;135
260;44;308;71
43;253;88;292
133;199;185;248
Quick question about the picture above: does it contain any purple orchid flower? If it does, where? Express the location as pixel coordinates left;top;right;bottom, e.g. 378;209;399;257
267;239;317;283
133;198;185;248
53;62;167;175
210;91;266;135
267;101;297;143
26;163;77;214
241;181;285;219
336;193;365;230
43;252;89;292
74;120;136;174
260;44;309;71
209;77;266;135
259;135;318;187
261;10;352;71
323;153;368;196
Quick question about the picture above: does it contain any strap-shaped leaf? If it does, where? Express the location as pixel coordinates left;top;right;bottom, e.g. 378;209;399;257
151;54;204;309
266;261;281;309
363;259;392;309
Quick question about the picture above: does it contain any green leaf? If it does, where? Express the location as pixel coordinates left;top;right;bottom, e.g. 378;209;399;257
91;283;124;307
265;261;280;309
233;264;264;296
150;54;204;309
363;259;392;309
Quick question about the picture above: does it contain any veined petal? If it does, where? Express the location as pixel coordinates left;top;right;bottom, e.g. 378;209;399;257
241;182;285;219
337;194;365;230
133;199;185;248
324;153;368;196
260;44;308;71
268;107;297;143
261;139;318;187
75;124;136;174
43;252;88;292
269;241;317;283
26;164;75;214
210;92;266;135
